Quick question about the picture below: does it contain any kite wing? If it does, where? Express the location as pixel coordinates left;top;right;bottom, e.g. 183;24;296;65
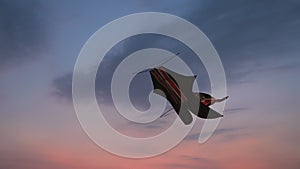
149;67;195;125
149;66;223;125
188;100;224;119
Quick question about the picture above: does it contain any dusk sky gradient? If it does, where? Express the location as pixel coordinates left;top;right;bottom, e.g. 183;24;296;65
1;0;300;169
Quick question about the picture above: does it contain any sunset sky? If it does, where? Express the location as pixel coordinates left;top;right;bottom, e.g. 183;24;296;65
1;0;300;168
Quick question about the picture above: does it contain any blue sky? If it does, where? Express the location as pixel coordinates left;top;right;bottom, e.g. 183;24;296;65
0;0;300;168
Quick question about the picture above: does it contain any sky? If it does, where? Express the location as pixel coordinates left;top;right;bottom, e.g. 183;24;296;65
1;0;300;168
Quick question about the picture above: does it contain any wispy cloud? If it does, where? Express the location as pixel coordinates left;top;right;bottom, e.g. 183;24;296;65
181;0;300;84
224;107;249;114
185;127;245;142
2;1;300;169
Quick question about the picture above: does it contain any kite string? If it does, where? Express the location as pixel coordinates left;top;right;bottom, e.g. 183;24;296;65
160;107;174;118
158;52;180;67
132;52;180;75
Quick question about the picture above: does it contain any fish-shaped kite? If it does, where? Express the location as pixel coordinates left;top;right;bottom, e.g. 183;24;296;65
148;66;228;125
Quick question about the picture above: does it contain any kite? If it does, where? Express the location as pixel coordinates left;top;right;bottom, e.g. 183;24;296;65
146;66;228;125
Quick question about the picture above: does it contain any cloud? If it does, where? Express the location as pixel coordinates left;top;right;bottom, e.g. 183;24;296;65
52;0;300;102
224;107;249;114
227;58;300;84
165;163;198;169
51;33;210;104
52;73;73;100
185;127;245;141
163;155;220;169
180;155;209;162
0;0;51;70
181;0;300;84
